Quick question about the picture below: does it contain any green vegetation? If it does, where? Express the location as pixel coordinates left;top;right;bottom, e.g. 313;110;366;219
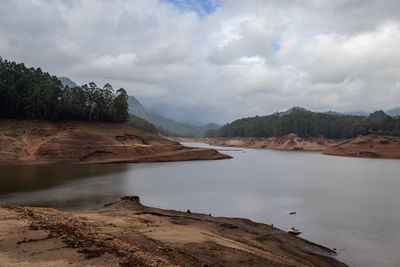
0;57;129;122
205;107;400;138
126;114;159;134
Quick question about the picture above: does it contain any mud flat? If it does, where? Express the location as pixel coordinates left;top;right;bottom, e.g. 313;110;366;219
324;134;400;159
0;196;345;266
0;120;230;165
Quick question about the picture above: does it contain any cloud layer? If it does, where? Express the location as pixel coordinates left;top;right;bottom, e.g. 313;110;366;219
1;0;399;124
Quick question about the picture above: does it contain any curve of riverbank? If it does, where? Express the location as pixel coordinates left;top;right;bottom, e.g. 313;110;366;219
0;120;230;165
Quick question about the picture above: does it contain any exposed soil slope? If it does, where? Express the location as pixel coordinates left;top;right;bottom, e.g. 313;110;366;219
0;197;346;266
0;120;230;165
324;135;400;159
180;134;344;151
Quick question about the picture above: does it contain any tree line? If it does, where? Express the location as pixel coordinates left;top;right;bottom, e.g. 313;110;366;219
0;57;129;122
205;108;400;139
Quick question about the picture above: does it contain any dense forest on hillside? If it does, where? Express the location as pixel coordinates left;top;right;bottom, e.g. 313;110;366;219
205;108;400;138
0;57;129;122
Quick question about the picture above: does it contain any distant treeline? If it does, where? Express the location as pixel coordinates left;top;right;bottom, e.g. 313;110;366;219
0;57;129;122
205;108;400;138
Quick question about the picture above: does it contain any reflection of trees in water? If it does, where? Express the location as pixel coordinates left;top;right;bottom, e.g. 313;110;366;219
0;164;129;195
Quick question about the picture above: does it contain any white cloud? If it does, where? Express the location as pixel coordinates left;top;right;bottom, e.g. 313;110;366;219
1;0;400;124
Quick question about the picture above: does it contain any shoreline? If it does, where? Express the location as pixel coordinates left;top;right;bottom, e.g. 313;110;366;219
0;196;346;266
0;120;231;165
176;134;400;159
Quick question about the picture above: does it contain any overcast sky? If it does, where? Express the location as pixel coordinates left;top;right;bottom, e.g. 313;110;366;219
1;0;400;125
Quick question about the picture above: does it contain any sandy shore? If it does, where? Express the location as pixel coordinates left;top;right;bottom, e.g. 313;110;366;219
178;134;400;159
324;134;400;159
177;134;345;151
0;120;230;165
0;196;346;266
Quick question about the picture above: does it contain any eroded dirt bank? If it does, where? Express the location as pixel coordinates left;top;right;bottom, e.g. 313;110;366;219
179;134;400;159
324;135;400;159
178;134;345;151
0;120;230;165
0;196;345;266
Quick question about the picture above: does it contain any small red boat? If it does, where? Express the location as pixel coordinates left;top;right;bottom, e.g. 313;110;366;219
288;227;301;235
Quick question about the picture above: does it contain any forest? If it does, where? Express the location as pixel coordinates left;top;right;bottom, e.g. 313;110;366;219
205;107;400;138
0;57;129;122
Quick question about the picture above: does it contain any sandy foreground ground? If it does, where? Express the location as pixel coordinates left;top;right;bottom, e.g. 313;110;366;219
0;196;346;267
0;120;230;165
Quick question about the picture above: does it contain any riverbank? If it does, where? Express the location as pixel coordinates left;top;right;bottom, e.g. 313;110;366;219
177;134;400;159
177;134;345;151
324;134;400;159
0;196;345;266
0;120;230;165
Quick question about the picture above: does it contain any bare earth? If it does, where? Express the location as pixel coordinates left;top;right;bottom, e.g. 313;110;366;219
0;196;346;266
324;134;400;159
179;134;400;159
178;134;345;151
0;120;230;165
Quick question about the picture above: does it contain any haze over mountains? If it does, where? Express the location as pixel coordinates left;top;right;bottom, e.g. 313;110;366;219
127;96;219;137
59;77;400;138
59;77;218;137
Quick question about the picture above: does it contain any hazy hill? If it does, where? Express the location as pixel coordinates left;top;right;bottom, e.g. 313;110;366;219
345;109;400;117
128;96;219;137
368;110;391;121
386;107;400;116
59;77;77;88
344;111;369;116
205;107;400;139
56;76;209;136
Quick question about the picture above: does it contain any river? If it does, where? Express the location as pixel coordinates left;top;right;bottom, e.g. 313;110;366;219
0;142;399;266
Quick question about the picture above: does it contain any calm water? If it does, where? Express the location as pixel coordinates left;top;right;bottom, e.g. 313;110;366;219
1;142;400;266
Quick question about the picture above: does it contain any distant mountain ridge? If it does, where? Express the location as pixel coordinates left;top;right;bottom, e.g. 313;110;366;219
386;107;400;116
59;77;77;88
206;107;400;139
128;96;219;137
57;77;218;137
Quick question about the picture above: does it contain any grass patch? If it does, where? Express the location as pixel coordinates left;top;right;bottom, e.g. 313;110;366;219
125;125;147;134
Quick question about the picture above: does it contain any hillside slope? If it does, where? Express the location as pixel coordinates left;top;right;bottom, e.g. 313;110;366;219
128;96;218;137
206;107;400;139
0;120;230;165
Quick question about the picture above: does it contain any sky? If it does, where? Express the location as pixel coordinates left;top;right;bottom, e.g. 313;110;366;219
1;0;400;125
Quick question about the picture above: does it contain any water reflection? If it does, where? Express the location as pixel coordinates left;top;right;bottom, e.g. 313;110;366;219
0;164;129;209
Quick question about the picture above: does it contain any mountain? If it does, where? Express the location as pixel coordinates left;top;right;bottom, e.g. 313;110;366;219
128;96;219;137
344;111;369;116
345;109;400;117
205;107;400;139
278;106;309;117
386;107;400;116
59;77;77;88
125;114;159;134
368;110;391;121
